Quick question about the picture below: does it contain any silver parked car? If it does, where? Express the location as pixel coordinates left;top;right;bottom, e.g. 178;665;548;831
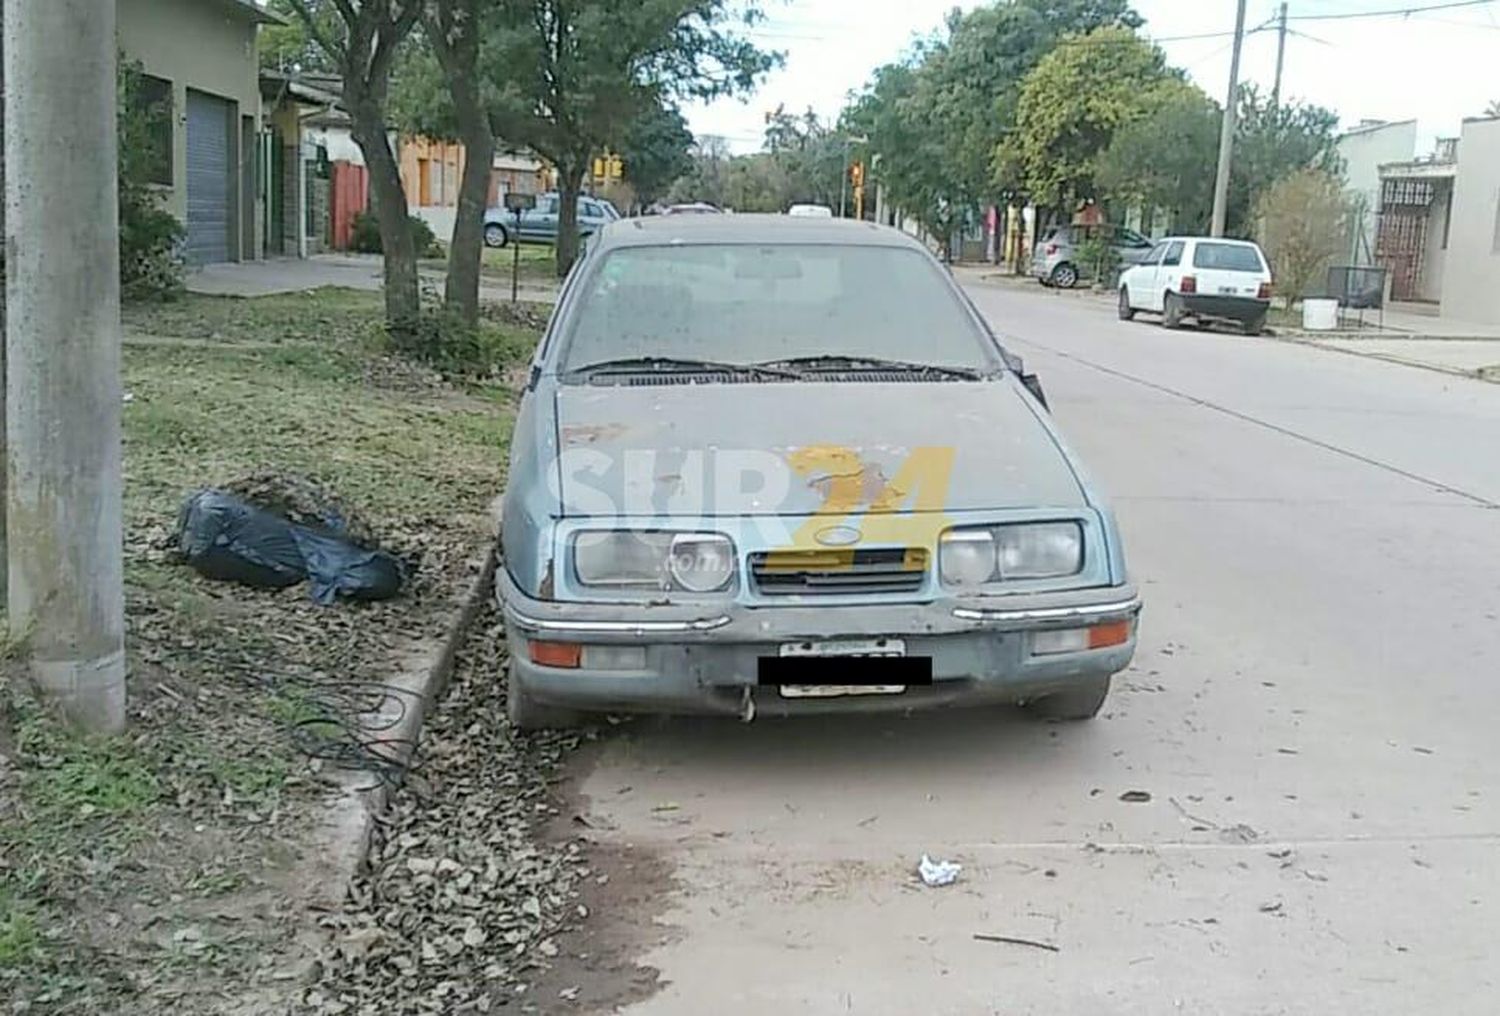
1032;223;1156;288
496;215;1141;728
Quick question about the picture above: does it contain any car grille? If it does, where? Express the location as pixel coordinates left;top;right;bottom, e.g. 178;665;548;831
748;547;929;596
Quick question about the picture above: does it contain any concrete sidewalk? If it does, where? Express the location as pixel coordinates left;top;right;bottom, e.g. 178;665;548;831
187;254;559;304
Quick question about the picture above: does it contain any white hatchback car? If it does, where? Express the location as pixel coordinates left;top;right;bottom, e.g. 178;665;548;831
1117;236;1273;335
787;203;835;218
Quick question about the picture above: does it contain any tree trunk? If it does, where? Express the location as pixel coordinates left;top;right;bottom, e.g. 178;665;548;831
555;159;586;278
352;110;419;335
428;0;490;329
445;110;493;328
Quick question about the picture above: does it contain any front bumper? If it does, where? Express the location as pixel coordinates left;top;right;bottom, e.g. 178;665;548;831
1181;293;1269;322
496;569;1141;717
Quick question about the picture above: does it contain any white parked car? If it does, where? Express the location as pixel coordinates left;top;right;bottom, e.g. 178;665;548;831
1117;236;1273;335
787;203;834;218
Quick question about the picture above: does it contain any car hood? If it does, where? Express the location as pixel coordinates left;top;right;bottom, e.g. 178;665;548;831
552;379;1085;518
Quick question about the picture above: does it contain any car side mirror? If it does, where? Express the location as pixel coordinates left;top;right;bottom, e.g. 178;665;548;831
1021;372;1049;410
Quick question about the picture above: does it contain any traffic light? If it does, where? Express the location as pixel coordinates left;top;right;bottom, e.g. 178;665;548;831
609;155;624;179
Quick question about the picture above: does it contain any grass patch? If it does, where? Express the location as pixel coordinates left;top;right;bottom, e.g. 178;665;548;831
1;287;545;1013
124;287;384;347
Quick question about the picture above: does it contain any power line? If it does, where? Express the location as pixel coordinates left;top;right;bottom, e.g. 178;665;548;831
1288;0;1494;21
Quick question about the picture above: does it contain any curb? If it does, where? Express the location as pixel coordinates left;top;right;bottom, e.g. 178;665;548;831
307;543;499;911
1263;332;1498;384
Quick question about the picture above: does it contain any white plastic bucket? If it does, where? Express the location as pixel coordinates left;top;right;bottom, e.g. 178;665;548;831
1302;298;1338;331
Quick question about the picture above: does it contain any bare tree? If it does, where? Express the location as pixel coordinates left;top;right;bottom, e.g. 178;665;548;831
284;0;423;334
424;0;492;329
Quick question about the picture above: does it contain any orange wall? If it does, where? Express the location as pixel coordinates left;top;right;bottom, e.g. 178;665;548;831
399;136;466;208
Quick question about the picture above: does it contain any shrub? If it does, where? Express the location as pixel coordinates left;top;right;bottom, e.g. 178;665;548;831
350;210;442;258
384;306;540;379
119;60;185;300
1076;230;1122;289
1255;169;1353;307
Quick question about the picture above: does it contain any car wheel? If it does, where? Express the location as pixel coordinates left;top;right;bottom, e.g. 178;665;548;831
505;664;583;731
484;223;509;249
1242;312;1268;336
1117;286;1136;321
1050;263;1078;288
1162;292;1185;329
1024;675;1112;721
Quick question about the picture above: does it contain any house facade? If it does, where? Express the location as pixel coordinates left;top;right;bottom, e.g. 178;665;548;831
1336;119;1417;265
118;0;278;265
1439;117;1500;324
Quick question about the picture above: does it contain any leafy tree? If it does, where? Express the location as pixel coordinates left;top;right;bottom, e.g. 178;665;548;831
1254;169;1352;307
1227;86;1342;237
1001;26;1177;211
480;1;777;276
918;1;1141;205
666;135;734;207
1097;81;1220;233
283;0;424;335
619;103;695;206
261;0;339;72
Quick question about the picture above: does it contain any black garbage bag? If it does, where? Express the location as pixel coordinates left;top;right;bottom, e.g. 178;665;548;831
175;489;404;604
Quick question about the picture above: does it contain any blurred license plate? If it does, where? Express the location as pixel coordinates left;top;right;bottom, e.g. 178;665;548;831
1218;286;1238;294
766;639;923;697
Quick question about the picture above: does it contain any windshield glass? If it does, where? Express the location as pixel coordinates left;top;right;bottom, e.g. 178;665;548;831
559;243;997;371
1193;242;1264;272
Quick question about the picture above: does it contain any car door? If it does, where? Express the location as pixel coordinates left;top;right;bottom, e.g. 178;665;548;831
523;195;559;241
1151;240;1187;311
1127;241;1167;309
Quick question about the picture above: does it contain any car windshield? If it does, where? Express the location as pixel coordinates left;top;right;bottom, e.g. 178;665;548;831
559;243;998;373
1192;242;1264;272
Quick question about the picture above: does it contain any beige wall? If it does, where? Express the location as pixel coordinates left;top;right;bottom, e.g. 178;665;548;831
1440;118;1500;324
118;0;262;257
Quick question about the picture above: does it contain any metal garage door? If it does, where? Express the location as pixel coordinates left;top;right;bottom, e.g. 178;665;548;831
186;90;232;264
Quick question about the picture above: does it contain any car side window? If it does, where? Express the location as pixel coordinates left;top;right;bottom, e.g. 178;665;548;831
1163;241;1185;267
538;196;557;214
582;199;602;219
1144;242;1167;265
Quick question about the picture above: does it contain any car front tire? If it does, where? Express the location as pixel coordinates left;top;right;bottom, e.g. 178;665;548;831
1024;675;1112;721
484;223;509;249
1118;286;1136;320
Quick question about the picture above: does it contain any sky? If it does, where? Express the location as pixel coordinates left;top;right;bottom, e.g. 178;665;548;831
685;0;1500;155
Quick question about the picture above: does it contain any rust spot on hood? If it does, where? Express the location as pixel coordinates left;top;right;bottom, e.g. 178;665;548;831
788;446;890;510
561;422;630;447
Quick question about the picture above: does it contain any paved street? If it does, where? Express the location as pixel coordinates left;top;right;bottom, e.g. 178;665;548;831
569;276;1500;1015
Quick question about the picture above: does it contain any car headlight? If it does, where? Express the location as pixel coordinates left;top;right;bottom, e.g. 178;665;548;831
940;522;1083;586
572;531;736;593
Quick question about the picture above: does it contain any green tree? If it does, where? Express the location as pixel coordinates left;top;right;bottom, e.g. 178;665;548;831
480;1;777;275
1096;81;1220;233
261;0;338;72
119;60;185;300
918;1;1141;205
1254;168;1352;307
1227;86;1342;236
1001;26;1177;211
619;103;696;207
282;0;424;335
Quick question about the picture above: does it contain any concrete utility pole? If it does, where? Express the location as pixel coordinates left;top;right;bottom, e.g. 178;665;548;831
1271;1;1289;109
4;0;127;732
1210;0;1249;237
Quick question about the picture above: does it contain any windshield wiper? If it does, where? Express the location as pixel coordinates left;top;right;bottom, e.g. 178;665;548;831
754;355;989;380
567;356;805;380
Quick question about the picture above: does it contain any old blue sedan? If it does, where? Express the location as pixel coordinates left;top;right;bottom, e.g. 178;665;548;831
496;215;1140;728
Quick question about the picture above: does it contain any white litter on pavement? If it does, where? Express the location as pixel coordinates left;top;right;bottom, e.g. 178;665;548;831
918;854;962;887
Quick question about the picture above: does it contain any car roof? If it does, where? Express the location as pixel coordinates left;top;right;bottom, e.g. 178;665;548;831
1161;236;1263;247
590;214;931;252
